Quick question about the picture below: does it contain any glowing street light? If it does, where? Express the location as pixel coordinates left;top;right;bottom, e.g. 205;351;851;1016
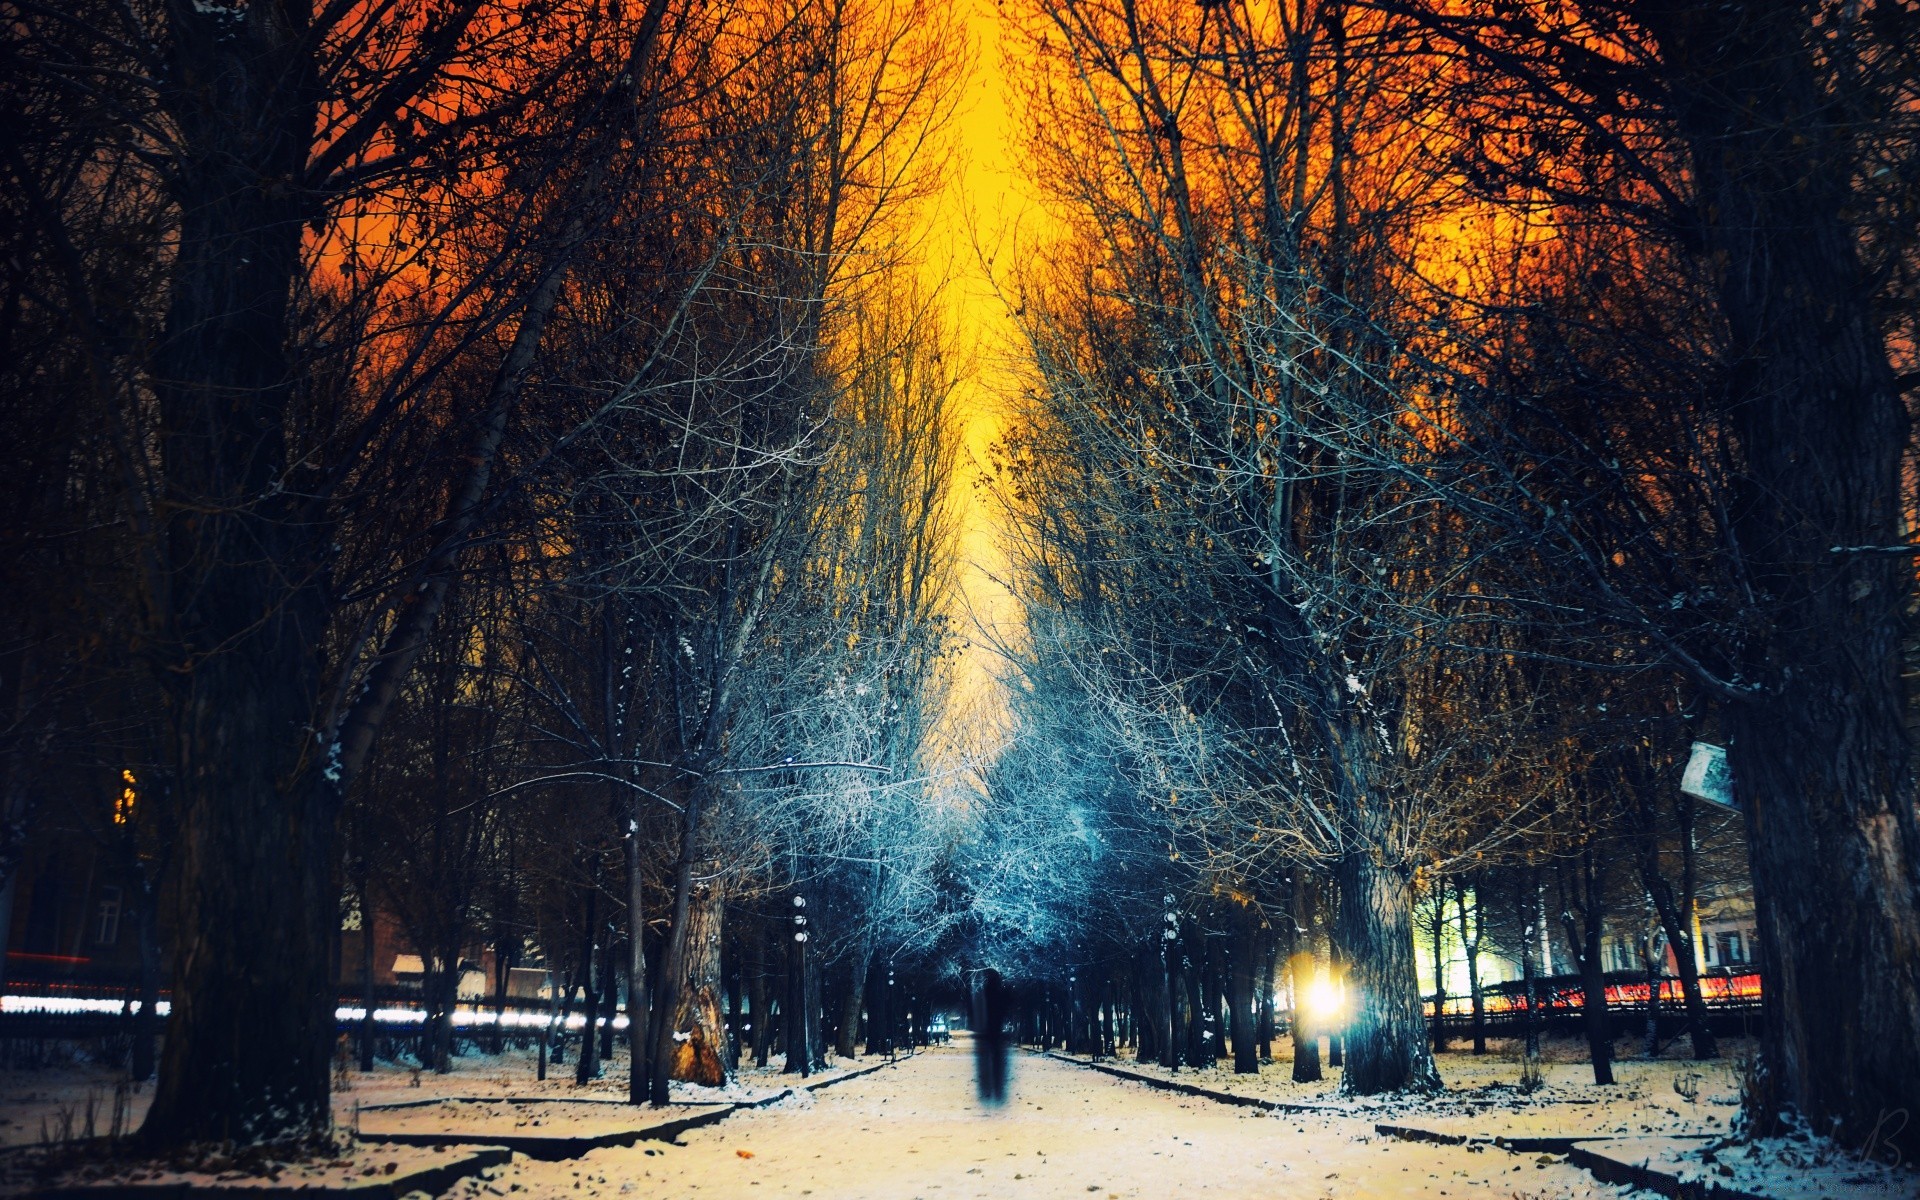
1304;976;1344;1022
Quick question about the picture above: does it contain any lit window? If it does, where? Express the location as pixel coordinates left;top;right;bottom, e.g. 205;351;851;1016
1716;932;1743;964
115;769;137;825
95;886;122;945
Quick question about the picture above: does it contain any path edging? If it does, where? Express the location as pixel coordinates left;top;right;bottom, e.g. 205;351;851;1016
1564;1140;1766;1200
22;1146;512;1200
1048;1054;1758;1200
1038;1050;1337;1116
355;1055;901;1159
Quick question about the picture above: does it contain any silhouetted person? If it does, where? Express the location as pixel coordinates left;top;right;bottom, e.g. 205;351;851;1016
974;968;1010;1104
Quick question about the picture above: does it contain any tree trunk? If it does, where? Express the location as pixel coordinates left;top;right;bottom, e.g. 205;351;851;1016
576;886;601;1085
1429;879;1449;1053
1644;922;1662;1058
360;874;378;1072
128;0;339;1146
598;934;619;1064
1628;750;1718;1063
648;788;707;1104
803;943;824;1070
623;823;650;1103
1562;851;1614;1086
1577;921;1613;1085
1645;872;1716;1061
835;940;869;1060
1290;870;1322;1083
1256;936;1275;1062
1229;905;1258;1074
1134;945;1160;1064
750;922;774;1068
1161;942;1182;1070
1335;850;1440;1094
492;935;513;1057
1518;871;1541;1061
724;947;743;1072
143;709;335;1146
131;880;161;1084
1182;941;1205;1068
1646;3;1920;1147
864;958;888;1057
552;962;580;1067
1288;949;1320;1082
1456;882;1485;1055
539;963;562;1081
664;886;728;1086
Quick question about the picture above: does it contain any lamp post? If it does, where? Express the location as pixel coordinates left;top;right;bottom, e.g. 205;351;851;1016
1160;896;1178;1070
788;894;810;1078
1068;971;1079;1056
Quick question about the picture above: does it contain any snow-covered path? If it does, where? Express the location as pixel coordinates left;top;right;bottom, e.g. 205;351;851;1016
484;1045;1643;1200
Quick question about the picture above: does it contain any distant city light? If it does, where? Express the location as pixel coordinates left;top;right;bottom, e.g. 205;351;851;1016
1;995;630;1030
1;995;170;1016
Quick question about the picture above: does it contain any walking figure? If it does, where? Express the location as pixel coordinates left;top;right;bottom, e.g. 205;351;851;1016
974;968;1010;1104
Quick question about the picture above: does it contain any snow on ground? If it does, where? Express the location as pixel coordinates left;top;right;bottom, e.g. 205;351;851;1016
1057;1035;1749;1142
15;1036;1920;1190
0;1043;846;1148
1671;1134;1918;1200
478;1044;1662;1200
349;1096;732;1143
0;1138;508;1196
5;1040;1914;1197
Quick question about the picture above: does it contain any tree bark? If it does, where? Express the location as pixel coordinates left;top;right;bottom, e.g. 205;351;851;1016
1643;920;1662;1058
598;934;619;1064
751;920;774;1067
1229;904;1258;1074
576;884;602;1084
1178;933;1204;1067
835;939;870;1060
1336;850;1440;1094
623;821;651;1103
1155;939;1177;1070
1456;881;1485;1056
131;879;161;1085
803;941;824;1069
648;787;707;1103
1256;935;1275;1062
1289;870;1322;1083
1429;878;1449;1053
1560;850;1614;1086
1644;2;1920;1146
1577;921;1613;1086
663;885;727;1086
863;957;888;1057
1517;870;1541;1061
1288;948;1320;1082
133;0;333;1143
1644;872;1715;1060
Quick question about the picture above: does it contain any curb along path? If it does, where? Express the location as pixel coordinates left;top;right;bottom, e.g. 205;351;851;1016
1036;1049;1339;1116
21;1057;908;1199
1041;1051;1801;1200
22;1147;516;1200
353;1055;904;1159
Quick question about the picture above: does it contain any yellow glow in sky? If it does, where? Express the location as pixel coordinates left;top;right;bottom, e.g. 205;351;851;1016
927;0;1043;750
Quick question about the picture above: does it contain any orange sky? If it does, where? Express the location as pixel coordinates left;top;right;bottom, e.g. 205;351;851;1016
928;0;1040;748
